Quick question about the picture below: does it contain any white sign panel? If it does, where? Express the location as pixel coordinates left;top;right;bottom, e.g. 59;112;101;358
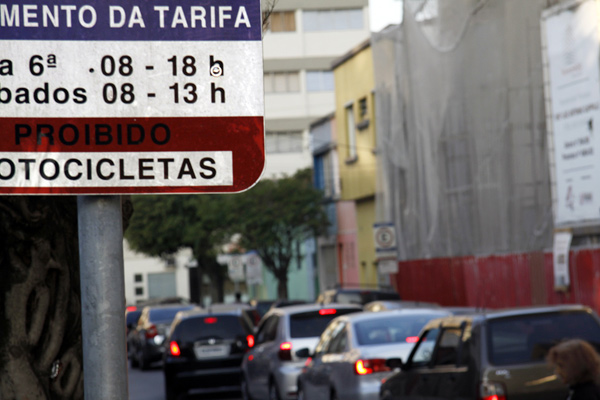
0;0;264;195
373;222;398;259
244;252;263;285
543;0;600;225
553;231;572;289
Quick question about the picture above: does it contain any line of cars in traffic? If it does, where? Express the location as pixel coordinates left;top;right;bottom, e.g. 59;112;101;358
126;288;600;400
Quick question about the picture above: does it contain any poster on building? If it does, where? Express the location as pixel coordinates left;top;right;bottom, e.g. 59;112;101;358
244;252;263;285
553;231;572;290
542;0;600;227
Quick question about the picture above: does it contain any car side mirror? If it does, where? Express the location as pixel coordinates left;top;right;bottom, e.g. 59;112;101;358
295;348;313;358
386;358;404;370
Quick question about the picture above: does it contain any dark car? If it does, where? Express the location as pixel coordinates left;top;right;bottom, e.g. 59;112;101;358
129;303;196;370
208;302;262;327
317;287;401;306
126;307;143;358
379;304;600;400
163;308;256;400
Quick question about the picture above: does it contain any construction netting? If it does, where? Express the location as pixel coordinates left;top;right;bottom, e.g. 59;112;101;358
372;0;564;261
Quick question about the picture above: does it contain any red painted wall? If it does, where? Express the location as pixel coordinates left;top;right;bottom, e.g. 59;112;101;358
392;247;600;314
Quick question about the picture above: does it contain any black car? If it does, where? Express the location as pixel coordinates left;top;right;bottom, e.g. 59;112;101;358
316;287;401;306
129;303;196;370
380;304;600;400
163;308;256;400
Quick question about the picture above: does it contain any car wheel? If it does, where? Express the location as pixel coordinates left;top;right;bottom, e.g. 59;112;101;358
165;379;178;400
268;380;280;400
241;376;253;400
297;384;305;400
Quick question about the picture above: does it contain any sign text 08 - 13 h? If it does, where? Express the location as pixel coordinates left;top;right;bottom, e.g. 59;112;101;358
0;0;264;194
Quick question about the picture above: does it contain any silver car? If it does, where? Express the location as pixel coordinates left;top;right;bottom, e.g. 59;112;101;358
241;303;362;400
296;308;452;400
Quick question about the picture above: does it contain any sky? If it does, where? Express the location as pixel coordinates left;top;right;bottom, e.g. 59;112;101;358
369;0;403;32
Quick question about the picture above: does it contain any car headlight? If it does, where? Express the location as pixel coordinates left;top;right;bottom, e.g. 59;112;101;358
153;335;165;346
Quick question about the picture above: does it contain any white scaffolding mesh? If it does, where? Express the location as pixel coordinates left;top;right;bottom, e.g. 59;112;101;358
373;0;560;260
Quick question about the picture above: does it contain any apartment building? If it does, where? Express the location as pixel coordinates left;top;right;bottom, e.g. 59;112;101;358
261;0;371;178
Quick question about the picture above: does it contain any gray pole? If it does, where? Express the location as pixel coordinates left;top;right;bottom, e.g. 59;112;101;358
78;195;128;400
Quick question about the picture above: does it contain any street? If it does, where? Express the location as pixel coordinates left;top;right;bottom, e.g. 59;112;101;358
128;362;241;400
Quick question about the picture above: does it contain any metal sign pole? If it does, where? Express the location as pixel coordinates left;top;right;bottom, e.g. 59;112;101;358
78;195;128;400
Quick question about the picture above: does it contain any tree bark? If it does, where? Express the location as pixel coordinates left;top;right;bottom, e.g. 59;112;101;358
0;196;132;400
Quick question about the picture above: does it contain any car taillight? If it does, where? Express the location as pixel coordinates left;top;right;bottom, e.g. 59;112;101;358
126;306;137;312
279;342;292;361
319;309;337;315
169;341;181;357
145;324;158;339
480;382;506;400
246;335;255;348
204;317;217;324
355;359;390;375
405;336;419;343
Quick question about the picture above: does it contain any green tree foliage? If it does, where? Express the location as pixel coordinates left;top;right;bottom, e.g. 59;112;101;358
229;168;329;299
125;168;328;301
125;194;232;302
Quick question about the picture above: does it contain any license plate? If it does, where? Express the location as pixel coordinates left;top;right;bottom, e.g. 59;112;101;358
194;344;230;359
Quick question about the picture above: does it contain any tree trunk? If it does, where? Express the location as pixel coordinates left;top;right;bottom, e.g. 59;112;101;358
0;196;132;400
276;268;289;300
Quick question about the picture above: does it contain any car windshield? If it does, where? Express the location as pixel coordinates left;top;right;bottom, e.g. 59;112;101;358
488;311;600;366
149;306;194;322
176;315;247;341
355;313;448;345
337;291;400;305
290;309;360;338
126;310;141;325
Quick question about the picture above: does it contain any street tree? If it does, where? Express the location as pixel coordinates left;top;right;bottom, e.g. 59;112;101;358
124;194;232;303
229;168;329;299
0;196;132;400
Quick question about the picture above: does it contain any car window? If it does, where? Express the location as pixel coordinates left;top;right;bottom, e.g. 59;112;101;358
354;313;448;345
314;320;339;355
149;306;194;322
326;322;347;354
488;311;600;366
174;315;248;341
432;328;462;366
411;327;440;365
256;315;279;344
289;308;359;338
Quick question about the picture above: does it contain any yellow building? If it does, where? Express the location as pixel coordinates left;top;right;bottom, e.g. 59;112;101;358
332;39;378;286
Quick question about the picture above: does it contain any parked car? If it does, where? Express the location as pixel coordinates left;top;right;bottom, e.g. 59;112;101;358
208;302;262;327
297;308;452;400
163;308;256;400
317;287;401;306
126;306;143;358
364;300;441;312
129;303;196;370
379;304;600;400
241;303;363;400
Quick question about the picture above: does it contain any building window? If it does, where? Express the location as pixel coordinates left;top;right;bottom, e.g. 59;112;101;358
266;131;303;153
306;70;334;92
135;287;144;296
303;9;363;32
359;97;368;119
264;71;300;93
264;10;296;32
134;274;143;283
346;104;357;160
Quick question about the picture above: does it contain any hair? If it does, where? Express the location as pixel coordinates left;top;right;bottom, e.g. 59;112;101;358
547;339;600;385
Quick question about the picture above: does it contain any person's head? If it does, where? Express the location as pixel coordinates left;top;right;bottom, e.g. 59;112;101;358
547;339;600;385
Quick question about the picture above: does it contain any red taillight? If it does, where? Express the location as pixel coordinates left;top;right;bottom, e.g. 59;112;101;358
405;336;419;343
169;341;181;357
304;357;313;367
278;342;292;361
126;306;137;312
480;382;506;400
354;359;390;375
204;317;217;324
247;335;255;348
145;324;158;339
319;309;337;315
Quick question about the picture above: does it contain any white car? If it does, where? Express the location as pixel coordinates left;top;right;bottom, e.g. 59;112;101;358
241;303;362;400
296;308;452;400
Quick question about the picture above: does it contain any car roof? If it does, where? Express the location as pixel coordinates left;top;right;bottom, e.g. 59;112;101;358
143;303;196;311
421;304;595;330
337;307;452;323
265;302;362;317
